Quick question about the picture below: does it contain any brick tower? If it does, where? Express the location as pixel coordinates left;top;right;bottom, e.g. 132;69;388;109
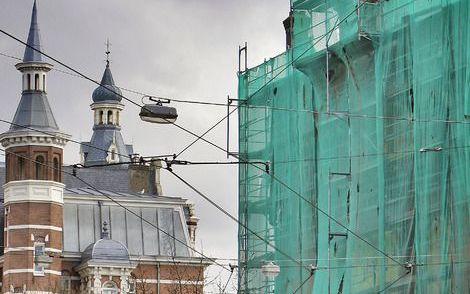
0;1;69;292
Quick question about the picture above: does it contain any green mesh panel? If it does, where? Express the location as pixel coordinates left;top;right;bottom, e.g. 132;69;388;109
238;1;470;293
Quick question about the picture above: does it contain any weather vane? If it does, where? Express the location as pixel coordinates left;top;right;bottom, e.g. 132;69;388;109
105;39;111;65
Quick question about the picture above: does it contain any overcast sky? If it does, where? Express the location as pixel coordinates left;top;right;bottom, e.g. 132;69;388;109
0;0;289;290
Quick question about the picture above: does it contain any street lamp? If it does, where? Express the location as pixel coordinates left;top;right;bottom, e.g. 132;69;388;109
139;96;178;124
261;261;280;278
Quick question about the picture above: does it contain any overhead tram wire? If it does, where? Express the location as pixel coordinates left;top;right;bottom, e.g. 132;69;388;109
0;28;229;158
174;2;370;159
1;51;469;126
377;270;411;293
4;2;366;160
0;118;134;161
292;273;314;294
0;45;436;264
0;147;231;273
166;162;404;268
0;1;416;270
166;168;312;273
0;112;448;272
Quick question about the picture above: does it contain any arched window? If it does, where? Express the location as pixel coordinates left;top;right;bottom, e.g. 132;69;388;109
27;74;31;90
107;110;113;125
35;74;40;90
60;270;71;293
43;74;46;92
17;156;26;180
102;281;118;294
35;155;45;180
99;111;104;124
53;157;60;182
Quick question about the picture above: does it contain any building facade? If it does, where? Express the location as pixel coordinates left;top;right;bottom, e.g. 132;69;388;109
238;0;469;293
0;2;209;293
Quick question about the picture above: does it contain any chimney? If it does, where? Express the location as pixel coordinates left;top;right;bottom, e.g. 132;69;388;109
128;156;163;196
283;12;294;50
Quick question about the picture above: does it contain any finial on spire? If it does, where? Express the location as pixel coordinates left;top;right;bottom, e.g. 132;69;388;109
105;39;111;66
101;221;110;239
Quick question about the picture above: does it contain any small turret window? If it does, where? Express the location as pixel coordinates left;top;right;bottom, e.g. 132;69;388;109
17;156;26;180
53;157;60;182
35;74;40;90
107;110;113;125
27;74;31;90
35;155;45;180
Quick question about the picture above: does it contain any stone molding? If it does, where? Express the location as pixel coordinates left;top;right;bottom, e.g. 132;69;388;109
136;279;204;285
4;246;61;254
4;224;63;232
0;131;69;149
3;269;61;276
3;180;65;205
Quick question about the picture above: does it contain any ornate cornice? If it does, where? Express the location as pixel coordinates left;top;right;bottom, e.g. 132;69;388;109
0;131;70;149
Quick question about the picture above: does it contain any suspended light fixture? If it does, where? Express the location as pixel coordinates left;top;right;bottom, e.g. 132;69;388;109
139;96;178;124
261;261;280;278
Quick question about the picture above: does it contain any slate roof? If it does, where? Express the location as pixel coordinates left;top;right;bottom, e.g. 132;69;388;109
80;125;133;166
82;236;130;263
9;92;59;132
92;64;122;103
23;0;43;63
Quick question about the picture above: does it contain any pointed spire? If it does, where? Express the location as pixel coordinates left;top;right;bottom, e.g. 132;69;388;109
92;61;122;103
23;0;43;62
100;64;116;85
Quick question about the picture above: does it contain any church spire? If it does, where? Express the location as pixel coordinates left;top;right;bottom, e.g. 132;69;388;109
23;0;43;63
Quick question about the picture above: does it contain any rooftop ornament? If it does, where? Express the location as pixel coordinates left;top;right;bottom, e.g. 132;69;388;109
139;96;178;124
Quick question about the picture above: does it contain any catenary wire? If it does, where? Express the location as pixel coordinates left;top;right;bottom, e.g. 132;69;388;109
292;272;314;294
173;1;370;159
4;98;463;270
0;148;231;272
377;270;411;293
0;0;428;273
0;111;448;272
2;50;470;126
0;28;230;159
0;106;468;169
167;168;312;273
278;260;470;270
0;118;135;161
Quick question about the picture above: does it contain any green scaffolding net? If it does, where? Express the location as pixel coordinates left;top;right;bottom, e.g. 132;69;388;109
238;0;470;293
